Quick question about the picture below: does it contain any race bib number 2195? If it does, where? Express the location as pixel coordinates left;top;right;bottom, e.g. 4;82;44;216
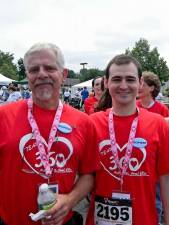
94;195;132;225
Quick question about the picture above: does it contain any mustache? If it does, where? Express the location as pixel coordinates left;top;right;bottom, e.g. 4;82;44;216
34;80;54;86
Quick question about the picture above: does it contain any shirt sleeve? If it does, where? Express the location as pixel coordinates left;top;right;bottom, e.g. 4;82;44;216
78;116;100;174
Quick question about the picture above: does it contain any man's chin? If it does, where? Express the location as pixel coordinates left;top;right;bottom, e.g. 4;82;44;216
35;92;53;102
117;97;134;104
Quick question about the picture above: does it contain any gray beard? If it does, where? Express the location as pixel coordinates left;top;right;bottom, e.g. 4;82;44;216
35;88;53;102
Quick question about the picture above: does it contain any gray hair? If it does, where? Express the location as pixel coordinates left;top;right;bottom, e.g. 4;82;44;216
24;43;65;71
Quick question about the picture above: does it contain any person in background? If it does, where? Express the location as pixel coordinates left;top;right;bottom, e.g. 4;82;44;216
6;85;22;103
69;88;81;110
137;71;169;225
86;54;169;225
74;88;81;98
81;87;89;107
63;88;70;103
94;77;112;112
84;77;104;114
0;86;9;102
0;43;99;225
88;90;94;98
20;86;31;99
137;71;169;117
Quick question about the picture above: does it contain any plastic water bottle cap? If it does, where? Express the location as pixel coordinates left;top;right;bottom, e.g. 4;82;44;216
39;183;49;192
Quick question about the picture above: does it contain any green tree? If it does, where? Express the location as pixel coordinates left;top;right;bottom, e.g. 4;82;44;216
67;69;78;78
17;58;26;81
79;68;104;82
0;50;18;80
125;38;169;83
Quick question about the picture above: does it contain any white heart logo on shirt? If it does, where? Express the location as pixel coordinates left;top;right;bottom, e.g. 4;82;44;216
99;139;146;180
19;133;73;178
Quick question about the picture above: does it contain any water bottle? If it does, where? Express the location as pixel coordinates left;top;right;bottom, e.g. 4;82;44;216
37;183;56;210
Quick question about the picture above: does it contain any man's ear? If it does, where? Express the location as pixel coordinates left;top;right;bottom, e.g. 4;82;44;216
62;68;68;81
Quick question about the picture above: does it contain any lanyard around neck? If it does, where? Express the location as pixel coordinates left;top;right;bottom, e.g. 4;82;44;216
27;98;63;177
108;108;139;188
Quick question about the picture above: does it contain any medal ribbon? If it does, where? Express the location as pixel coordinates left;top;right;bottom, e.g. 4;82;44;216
108;108;138;185
27;98;63;177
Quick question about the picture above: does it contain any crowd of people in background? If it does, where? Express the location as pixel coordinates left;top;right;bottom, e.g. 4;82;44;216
62;78;104;113
0;83;31;104
63;86;89;109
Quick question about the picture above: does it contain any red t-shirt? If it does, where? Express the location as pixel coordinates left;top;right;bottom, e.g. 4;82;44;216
86;108;169;225
137;100;169;117
84;96;98;115
0;100;100;225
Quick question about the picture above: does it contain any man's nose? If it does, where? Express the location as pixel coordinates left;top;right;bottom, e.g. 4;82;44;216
119;79;128;89
38;66;48;78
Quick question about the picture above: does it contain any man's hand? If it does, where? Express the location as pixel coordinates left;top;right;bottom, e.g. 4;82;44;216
41;174;94;225
42;194;71;225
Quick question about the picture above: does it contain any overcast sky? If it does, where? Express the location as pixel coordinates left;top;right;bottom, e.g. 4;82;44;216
0;0;169;72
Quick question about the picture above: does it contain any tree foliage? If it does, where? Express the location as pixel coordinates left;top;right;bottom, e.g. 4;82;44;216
0;50;18;80
79;68;104;82
67;69;77;78
1;39;169;84
17;58;26;81
125;38;169;83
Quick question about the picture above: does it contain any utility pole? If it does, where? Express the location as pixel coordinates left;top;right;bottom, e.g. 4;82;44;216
80;62;88;69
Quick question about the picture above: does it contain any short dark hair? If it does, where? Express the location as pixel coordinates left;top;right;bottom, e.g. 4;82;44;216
142;71;161;98
105;54;142;80
8;86;17;92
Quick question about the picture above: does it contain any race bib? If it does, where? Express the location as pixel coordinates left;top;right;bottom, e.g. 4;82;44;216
94;195;132;225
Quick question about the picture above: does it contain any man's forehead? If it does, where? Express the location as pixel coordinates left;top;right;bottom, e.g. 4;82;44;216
27;62;57;68
26;56;58;69
27;50;56;62
109;63;138;76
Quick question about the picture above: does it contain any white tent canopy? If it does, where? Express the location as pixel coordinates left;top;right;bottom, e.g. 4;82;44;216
71;79;93;94
0;73;14;85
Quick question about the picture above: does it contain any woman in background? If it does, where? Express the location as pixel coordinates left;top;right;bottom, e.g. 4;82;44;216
84;76;104;114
